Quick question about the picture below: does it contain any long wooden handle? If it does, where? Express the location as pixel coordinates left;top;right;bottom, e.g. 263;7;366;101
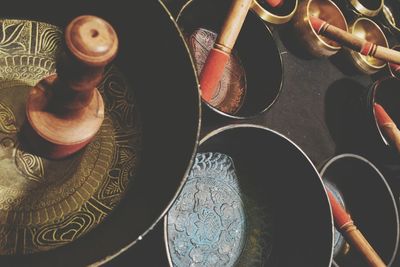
216;0;253;53
310;16;400;65
374;103;400;153
199;0;252;102
374;46;400;67
341;224;386;267
327;190;386;267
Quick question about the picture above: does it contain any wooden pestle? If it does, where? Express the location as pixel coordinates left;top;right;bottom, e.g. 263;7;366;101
199;0;252;102
25;15;118;159
310;16;400;65
265;0;284;8
327;190;386;267
374;103;400;153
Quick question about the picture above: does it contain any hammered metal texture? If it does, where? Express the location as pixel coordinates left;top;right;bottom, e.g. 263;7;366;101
167;152;274;267
0;19;141;255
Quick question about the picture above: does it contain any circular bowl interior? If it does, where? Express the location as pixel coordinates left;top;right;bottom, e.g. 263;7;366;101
0;1;200;266
349;0;384;17
292;0;348;57
320;154;399;266
348;17;388;74
251;0;298;25
177;0;283;119
165;125;333;267
371;77;400;148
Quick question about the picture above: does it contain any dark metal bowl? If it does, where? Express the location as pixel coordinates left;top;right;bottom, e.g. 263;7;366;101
0;0;200;266
165;124;334;266
177;0;283;119
320;154;399;266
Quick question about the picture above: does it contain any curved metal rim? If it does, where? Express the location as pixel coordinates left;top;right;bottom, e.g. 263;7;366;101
176;0;284;120
91;1;202;266
250;0;298;25
350;0;384;17
370;77;394;147
349;17;388;73
164;123;335;267
319;153;400;266
389;45;400;78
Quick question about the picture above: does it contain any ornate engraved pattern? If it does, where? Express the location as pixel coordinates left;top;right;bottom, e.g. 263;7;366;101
167;153;246;267
0;19;141;254
187;28;246;115
0;102;16;134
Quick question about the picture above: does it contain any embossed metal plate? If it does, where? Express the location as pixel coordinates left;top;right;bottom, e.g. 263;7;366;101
167;152;273;267
0;19;141;255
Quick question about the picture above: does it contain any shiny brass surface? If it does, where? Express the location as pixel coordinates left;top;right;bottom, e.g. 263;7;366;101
349;0;383;17
292;0;348;57
347;18;388;74
0;19;141;254
251;0;298;25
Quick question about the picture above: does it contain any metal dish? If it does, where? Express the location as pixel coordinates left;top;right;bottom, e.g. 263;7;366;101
0;0;200;265
345;17;388;75
165;124;334;266
177;0;283;119
320;154;399;266
291;0;348;57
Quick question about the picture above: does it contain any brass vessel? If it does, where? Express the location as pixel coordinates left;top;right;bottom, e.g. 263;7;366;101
292;0;348;57
251;0;298;25
348;0;384;17
346;17;388;74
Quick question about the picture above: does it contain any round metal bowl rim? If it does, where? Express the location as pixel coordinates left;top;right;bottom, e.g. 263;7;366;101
250;0;298;25
349;0;384;17
176;0;284;120
370;77;395;147
91;1;202;266
349;17;388;71
306;0;349;52
164;123;335;267
318;153;400;266
389;45;400;78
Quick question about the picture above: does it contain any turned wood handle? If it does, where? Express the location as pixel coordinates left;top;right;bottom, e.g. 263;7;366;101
327;190;386;267
57;15;118;93
341;224;386;267
310;16;400;65
216;0;253;53
199;0;252;101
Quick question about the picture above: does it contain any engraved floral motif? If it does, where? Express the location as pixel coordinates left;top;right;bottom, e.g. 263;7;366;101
0;102;16;134
15;145;45;183
167;152;246;267
0;22;26;55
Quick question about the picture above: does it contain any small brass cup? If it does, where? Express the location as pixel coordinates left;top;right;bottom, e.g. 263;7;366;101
292;0;348;57
251;0;298;25
346;17;388;75
348;0;384;17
